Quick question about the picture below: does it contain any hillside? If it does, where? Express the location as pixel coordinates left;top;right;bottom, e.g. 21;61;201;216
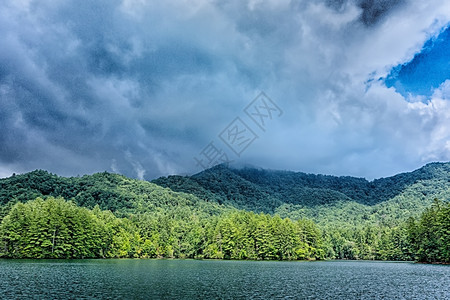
152;162;450;225
2;163;449;227
0;170;228;220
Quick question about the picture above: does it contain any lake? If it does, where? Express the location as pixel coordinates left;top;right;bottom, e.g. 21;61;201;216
0;259;448;299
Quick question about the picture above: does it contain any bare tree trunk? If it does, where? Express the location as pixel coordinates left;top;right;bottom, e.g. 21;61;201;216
52;228;57;254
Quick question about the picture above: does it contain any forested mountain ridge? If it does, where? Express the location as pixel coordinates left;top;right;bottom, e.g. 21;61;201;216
0;170;228;219
152;162;450;224
232;162;450;204
1;162;449;225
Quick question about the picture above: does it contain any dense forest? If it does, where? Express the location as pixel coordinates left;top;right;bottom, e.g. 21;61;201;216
0;197;323;260
0;164;449;262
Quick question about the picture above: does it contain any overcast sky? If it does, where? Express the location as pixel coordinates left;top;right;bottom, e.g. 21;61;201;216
1;0;450;180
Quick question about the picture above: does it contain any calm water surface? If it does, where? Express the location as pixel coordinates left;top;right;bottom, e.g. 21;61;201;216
0;259;448;299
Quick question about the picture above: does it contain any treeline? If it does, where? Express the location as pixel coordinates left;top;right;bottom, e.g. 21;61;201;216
322;224;412;261
0;197;324;260
0;198;136;258
323;199;450;263
1;197;448;262
406;199;450;263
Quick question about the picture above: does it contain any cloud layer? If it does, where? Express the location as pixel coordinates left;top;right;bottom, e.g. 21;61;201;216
0;0;449;180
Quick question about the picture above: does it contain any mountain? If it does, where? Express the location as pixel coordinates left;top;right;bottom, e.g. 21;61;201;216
1;162;449;227
0;170;228;219
152;162;450;225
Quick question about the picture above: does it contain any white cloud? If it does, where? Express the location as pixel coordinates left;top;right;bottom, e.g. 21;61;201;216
432;79;450;100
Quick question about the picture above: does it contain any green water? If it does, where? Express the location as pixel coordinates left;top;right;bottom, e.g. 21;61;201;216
0;259;448;299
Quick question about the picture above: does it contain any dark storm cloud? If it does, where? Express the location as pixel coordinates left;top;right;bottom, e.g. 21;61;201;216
369;0;407;25
0;0;449;180
358;0;405;26
327;0;405;26
0;0;241;179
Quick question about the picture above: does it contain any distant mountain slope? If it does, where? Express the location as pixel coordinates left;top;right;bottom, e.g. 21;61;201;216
152;163;450;224
0;170;227;217
231;162;450;205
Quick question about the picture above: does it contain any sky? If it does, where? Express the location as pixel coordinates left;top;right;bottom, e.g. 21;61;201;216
1;0;450;181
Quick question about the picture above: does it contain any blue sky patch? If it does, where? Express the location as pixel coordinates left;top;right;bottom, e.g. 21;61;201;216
385;26;450;99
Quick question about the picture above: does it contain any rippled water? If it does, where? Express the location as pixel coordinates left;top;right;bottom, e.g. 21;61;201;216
0;259;448;299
